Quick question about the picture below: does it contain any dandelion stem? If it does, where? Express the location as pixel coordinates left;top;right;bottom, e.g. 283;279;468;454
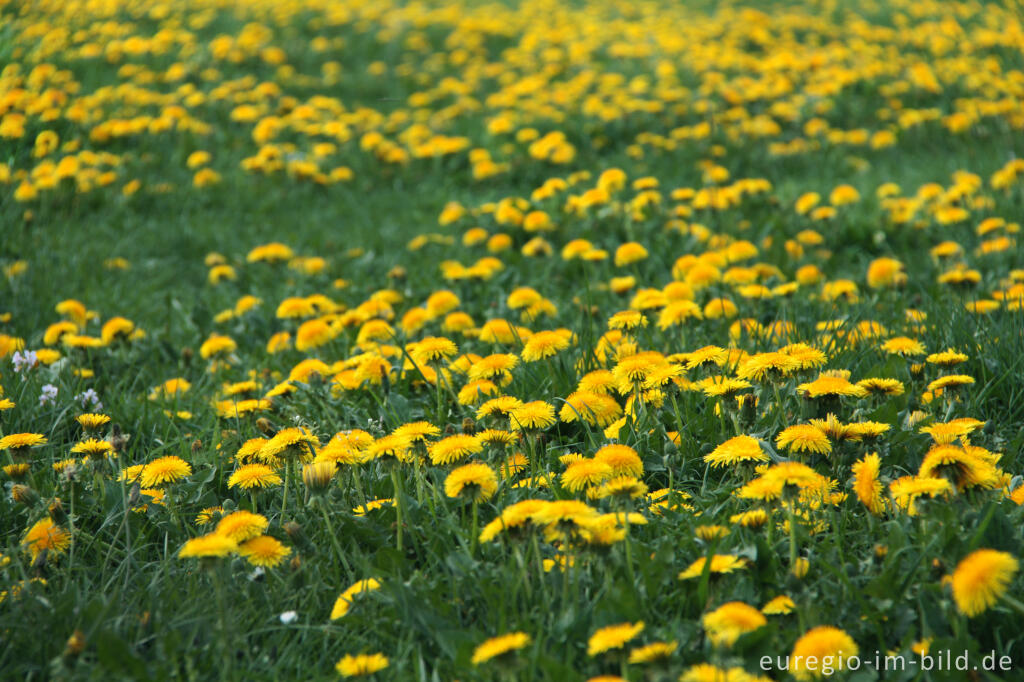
318;497;352;577
281;460;291;521
211;564;232;679
390;464;404;554
470;500;479;558
786;503;798;569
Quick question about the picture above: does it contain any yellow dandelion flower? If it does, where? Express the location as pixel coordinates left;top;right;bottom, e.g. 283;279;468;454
587;621;644;656
140;456;192;487
951;549;1019;617
471;632;531;665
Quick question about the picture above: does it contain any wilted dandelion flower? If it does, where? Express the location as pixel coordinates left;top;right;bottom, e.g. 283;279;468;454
950;549;1019;617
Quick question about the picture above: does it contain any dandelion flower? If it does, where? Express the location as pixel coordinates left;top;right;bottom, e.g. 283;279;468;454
178;533;238;559
215;510;269;543
140;456;192;487
776;425;831;456
429;434;483;465
335;653;389;677
678;555;749;580
705;435;768;468
851;453;885;514
587;621;644;656
951;549;1019;617
331;578;382;619
627;641;677;664
238;535;290;567
228;463;283;490
444;463;498;502
561;459;613;492
790;627;858;680
471;632;531;665
0;433;47;454
22;517;71;561
509;401;557;431
702;602;767;647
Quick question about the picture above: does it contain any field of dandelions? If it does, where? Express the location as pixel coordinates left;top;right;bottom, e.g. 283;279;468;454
3;0;1024;679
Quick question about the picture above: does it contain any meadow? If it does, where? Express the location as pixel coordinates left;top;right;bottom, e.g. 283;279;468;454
2;0;1024;679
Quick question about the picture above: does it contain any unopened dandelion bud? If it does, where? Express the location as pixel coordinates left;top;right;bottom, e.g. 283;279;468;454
63;630;86;658
302;461;335;496
283;521;315;555
49;498;68;524
11;484;39;507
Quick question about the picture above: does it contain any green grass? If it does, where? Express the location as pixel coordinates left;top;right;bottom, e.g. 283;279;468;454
2;0;1024;680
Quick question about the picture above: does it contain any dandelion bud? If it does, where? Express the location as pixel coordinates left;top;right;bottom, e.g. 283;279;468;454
283;521;315;555
11;484;39;507
302;461;336;496
49;498;68;524
32;549;48;576
63;630;86;658
791;557;810;579
256;418;276;436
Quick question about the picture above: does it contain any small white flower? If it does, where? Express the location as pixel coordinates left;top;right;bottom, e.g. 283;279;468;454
12;350;38;374
75;388;103;410
279;610;298;625
39;384;58;406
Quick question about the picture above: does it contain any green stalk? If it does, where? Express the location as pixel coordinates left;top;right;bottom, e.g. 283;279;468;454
390;464;404;553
